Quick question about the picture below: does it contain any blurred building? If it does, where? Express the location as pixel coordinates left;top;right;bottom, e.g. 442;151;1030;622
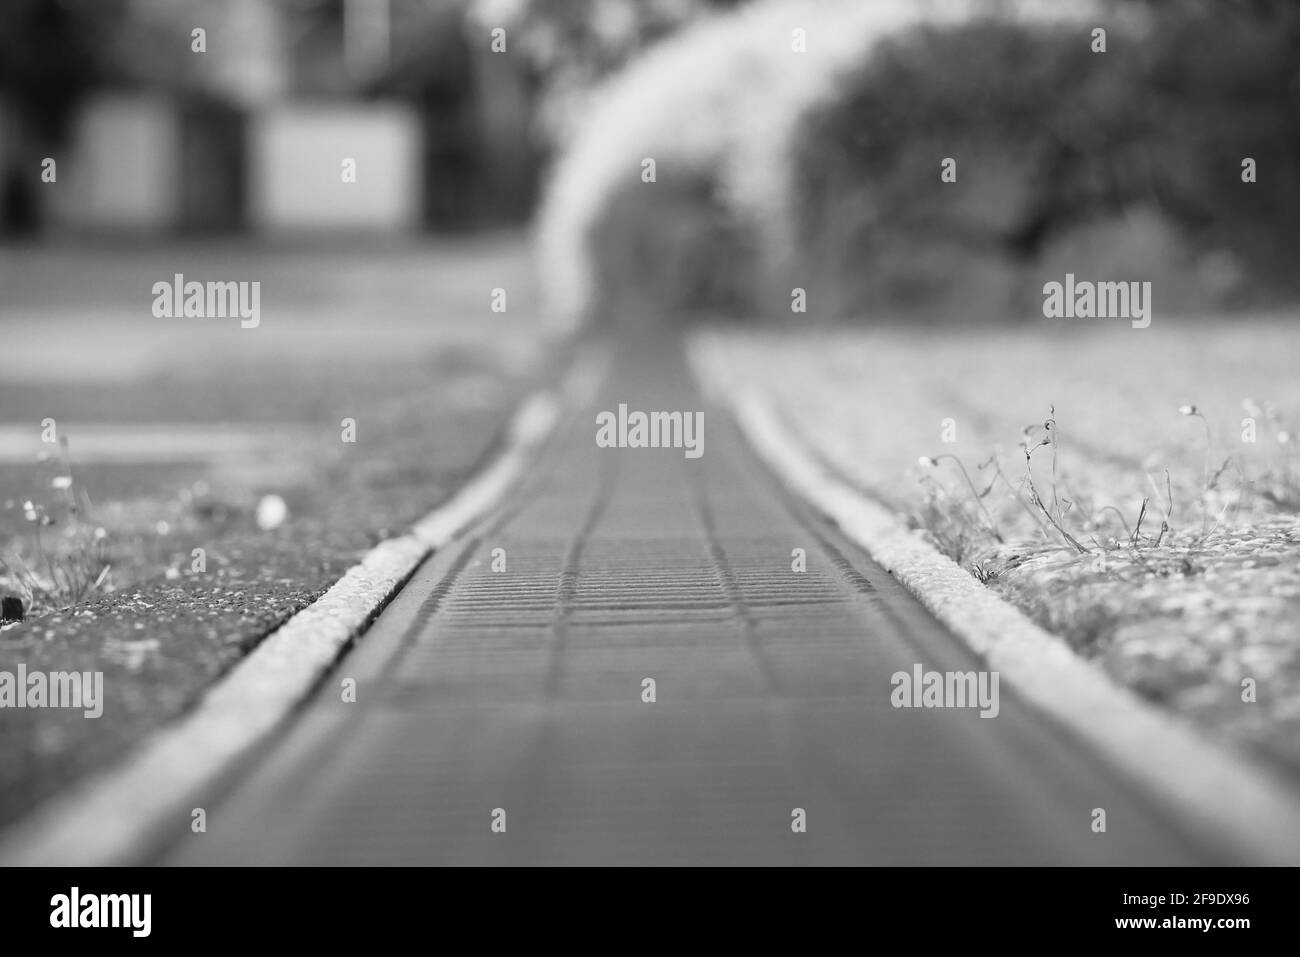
0;0;540;237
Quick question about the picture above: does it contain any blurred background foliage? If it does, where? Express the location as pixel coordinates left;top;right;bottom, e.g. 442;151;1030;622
0;0;740;146
2;0;1298;316
0;0;736;234
468;0;746;138
781;0;1300;319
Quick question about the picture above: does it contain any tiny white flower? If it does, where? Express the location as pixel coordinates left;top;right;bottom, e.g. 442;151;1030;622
256;494;288;531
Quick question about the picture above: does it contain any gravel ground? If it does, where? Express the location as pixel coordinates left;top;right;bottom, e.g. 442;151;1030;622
0;238;553;827
692;317;1300;777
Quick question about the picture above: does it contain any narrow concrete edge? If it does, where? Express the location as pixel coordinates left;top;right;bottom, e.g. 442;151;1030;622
0;348;606;867
718;384;1300;866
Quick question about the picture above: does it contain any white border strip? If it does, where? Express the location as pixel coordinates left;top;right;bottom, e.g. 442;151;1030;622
0;350;604;866
727;388;1300;866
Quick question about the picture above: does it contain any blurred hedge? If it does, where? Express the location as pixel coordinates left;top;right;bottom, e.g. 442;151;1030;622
781;0;1300;320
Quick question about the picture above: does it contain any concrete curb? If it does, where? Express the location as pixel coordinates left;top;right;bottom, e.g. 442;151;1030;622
721;387;1300;866
0;349;606;866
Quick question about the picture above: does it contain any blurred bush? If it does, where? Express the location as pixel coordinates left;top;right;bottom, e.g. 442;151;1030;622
783;0;1300;320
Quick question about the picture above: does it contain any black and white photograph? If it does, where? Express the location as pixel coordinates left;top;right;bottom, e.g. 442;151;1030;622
0;0;1297;933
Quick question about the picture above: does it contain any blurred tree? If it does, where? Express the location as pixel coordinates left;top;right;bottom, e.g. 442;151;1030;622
1;0;128;232
469;0;750;140
0;0;129;144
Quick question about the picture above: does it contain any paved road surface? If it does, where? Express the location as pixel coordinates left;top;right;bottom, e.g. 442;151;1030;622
157;335;1227;865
